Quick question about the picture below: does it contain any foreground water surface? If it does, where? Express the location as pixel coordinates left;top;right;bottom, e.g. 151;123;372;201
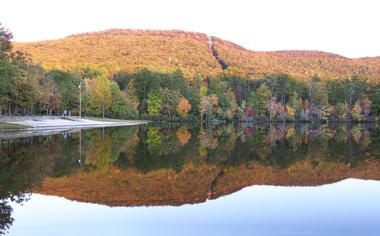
1;123;380;235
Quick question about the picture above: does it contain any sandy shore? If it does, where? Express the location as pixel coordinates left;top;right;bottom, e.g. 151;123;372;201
0;116;147;130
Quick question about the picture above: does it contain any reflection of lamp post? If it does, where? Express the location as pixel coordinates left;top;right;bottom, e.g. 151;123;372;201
78;81;82;118
78;129;82;165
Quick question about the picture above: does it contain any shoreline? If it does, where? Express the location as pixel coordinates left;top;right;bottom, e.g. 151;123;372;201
1;115;377;130
0;116;148;132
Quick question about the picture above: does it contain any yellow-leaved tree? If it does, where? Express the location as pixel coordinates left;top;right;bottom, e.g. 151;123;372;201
89;76;112;118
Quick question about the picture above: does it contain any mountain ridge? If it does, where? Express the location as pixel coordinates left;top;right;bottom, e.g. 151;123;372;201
13;29;380;80
26;29;378;60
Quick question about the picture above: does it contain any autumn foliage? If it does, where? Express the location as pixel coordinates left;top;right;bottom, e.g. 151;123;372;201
85;76;112;118
176;97;191;117
14;29;222;78
212;37;380;81
42;93;61;115
14;29;380;82
176;127;192;145
4;25;380;121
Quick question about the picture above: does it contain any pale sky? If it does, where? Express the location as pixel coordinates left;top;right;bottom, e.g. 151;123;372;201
1;0;379;58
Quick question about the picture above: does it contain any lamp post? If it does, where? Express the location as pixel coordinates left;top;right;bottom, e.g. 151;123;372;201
78;81;83;165
78;81;82;118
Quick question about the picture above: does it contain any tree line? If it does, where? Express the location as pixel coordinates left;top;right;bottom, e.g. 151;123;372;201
114;70;380;122
2;23;380;122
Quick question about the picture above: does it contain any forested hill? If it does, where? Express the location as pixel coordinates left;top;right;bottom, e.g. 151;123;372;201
211;37;380;80
14;29;223;78
14;29;380;81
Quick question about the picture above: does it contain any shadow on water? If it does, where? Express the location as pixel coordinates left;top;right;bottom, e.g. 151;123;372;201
1;122;380;233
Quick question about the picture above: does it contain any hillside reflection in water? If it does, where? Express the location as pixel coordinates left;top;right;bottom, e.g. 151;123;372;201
1;123;380;235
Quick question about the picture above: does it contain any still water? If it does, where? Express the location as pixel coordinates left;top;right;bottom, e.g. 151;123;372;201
1;123;380;235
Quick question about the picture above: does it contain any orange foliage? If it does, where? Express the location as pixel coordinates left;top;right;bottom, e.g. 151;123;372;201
13;29;380;82
42;93;60;112
212;37;380;81
176;127;192;145
34;159;380;207
176;97;191;117
14;29;223;78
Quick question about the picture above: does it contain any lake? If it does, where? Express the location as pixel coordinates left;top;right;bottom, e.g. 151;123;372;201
1;123;380;235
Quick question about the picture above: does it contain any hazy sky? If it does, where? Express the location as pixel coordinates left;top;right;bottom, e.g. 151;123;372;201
1;0;379;58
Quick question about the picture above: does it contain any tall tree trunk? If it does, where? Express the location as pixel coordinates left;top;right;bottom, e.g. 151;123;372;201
269;101;272;122
348;87;354;122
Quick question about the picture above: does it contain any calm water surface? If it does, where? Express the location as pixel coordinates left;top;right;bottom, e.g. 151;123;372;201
1;123;380;235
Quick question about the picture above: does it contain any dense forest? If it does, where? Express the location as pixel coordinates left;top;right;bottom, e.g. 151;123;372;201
2;24;380;122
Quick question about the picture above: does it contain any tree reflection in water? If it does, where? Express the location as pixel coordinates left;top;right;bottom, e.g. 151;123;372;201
1;123;380;233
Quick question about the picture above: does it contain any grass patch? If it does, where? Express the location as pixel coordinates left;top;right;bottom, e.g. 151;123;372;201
0;123;30;130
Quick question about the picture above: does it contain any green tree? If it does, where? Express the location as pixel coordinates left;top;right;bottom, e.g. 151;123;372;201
368;84;380;117
146;127;162;154
0;24;19;114
160;88;181;119
133;69;161;113
0;23;12;59
264;74;294;105
309;76;328;108
327;80;346;106
0;60;14;114
219;88;238;120
7;52;41;115
126;79;140;109
47;70;81;114
146;90;162;116
335;102;348;120
251;83;272;116
108;82;138;119
247;91;259;117
289;91;302;113
345;76;367;121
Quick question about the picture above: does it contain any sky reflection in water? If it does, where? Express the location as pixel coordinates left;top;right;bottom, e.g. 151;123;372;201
9;179;380;236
